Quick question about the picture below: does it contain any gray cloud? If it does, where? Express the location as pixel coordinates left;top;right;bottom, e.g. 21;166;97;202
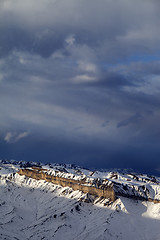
1;0;160;59
1;0;160;172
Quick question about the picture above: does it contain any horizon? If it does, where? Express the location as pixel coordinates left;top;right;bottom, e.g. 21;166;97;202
1;158;159;177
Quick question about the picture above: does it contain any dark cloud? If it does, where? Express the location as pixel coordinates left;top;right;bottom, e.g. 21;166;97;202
117;113;143;128
1;0;160;60
0;26;65;58
1;0;160;174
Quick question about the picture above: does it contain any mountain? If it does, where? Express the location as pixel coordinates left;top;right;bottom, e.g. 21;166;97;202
0;160;160;240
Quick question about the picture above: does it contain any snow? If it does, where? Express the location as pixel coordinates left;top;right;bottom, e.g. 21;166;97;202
0;160;160;239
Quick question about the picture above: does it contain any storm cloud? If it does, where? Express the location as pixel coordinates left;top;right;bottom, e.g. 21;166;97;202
1;0;160;174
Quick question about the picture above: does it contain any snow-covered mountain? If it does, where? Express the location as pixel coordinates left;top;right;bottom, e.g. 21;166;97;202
0;160;160;240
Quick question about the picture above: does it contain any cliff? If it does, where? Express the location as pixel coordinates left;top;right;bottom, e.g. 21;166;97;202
17;166;160;204
18;167;116;202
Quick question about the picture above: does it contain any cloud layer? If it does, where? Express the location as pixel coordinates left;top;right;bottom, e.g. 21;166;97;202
1;0;160;173
4;132;29;143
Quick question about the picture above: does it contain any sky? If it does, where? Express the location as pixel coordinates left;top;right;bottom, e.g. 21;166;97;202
1;0;160;174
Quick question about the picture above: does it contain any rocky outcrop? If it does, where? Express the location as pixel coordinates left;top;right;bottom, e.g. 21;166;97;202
18;168;116;202
113;181;160;203
17;167;160;204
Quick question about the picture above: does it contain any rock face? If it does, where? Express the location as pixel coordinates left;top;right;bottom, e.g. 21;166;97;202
18;168;116;202
17;166;160;204
113;180;160;203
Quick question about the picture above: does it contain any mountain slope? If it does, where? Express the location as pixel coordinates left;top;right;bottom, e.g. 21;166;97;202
0;160;160;240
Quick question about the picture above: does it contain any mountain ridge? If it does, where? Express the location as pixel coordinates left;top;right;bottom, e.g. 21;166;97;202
0;160;160;239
